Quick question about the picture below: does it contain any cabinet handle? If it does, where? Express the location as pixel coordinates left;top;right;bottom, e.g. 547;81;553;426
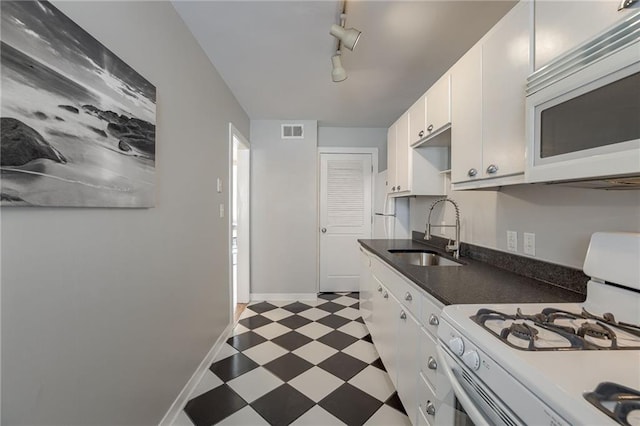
321;228;327;233
427;356;438;370
377;285;382;292
383;291;389;299
468;168;478;177
404;292;412;302
400;310;407;320
397;185;401;191
392;186;396;191
418;130;425;138
429;314;439;326
426;401;436;416
427;124;434;132
486;164;498;174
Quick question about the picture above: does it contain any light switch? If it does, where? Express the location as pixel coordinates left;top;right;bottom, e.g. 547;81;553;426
507;231;517;252
524;232;535;256
219;203;225;218
217;178;223;193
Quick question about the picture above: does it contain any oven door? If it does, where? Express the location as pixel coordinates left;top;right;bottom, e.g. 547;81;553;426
436;345;523;426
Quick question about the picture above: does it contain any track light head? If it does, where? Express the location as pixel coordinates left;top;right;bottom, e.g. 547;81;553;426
330;24;361;51
331;54;347;82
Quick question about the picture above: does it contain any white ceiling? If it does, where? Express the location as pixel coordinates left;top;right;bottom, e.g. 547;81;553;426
172;1;516;128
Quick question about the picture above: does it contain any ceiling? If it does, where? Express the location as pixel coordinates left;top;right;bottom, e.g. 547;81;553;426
172;1;516;128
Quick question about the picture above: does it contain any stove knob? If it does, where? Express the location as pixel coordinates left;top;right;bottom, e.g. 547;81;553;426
462;351;480;370
448;336;465;356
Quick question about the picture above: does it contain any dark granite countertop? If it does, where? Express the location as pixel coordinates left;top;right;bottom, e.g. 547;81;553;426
358;238;586;306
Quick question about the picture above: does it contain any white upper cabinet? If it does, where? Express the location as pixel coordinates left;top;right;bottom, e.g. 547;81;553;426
409;75;452;147
408;95;427;146
395;112;410;192
388;112;448;196
425;74;451;140
387;122;397;193
534;0;638;71
451;44;483;184
481;0;530;180
451;0;531;187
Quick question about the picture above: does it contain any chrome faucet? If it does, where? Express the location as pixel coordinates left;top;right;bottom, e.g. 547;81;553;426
424;198;461;259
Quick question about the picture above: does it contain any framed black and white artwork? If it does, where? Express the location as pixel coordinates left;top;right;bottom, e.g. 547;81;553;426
0;0;156;207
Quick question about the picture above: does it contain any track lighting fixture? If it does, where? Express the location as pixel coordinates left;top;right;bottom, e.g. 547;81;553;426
331;52;347;82
329;2;361;83
330;24;361;52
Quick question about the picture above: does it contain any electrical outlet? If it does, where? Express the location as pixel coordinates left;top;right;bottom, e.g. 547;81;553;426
219;203;225;218
524;232;536;256
507;231;518;252
217;178;223;193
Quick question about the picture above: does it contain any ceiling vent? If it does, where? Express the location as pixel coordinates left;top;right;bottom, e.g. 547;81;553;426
281;124;304;139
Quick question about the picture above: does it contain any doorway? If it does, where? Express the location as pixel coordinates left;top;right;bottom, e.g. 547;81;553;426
318;149;376;293
229;124;250;321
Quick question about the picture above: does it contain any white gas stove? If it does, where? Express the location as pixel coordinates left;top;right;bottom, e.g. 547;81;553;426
436;232;640;426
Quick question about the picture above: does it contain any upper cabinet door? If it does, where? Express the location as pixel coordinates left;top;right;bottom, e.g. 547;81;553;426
387;122;397;193
409;95;427;146
481;0;531;179
534;0;638;71
451;44;483;184
395;112;410;192
425;74;451;137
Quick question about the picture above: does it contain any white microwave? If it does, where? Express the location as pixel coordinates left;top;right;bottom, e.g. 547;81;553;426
525;12;640;185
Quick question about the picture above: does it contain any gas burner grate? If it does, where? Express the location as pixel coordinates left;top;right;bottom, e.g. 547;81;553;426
470;307;640;351
584;382;640;426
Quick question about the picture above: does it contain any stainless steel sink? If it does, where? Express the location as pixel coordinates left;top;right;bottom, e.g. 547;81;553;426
388;250;462;267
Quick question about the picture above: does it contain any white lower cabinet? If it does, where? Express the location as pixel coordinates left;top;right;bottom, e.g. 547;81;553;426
397;307;420;425
359;248;374;325
360;246;444;425
417;372;438;426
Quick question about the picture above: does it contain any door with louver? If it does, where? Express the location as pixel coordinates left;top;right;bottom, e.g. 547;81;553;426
319;153;373;292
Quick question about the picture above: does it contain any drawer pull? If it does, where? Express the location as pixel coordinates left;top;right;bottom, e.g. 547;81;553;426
429;314;439;326
400;310;407;320
404;292;412;302
426;401;436;416
427;356;438;370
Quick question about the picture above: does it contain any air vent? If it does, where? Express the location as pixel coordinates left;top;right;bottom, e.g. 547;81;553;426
281;124;304;139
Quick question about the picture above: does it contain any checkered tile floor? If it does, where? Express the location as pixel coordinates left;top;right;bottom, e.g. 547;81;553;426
173;293;410;426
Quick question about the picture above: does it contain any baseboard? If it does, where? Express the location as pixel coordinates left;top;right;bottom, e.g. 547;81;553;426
158;321;234;426
250;293;318;301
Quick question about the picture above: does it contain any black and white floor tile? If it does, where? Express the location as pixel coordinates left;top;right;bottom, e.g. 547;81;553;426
173;293;411;426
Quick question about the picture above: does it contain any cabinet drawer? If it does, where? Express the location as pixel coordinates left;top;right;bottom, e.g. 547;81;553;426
397;279;421;318
417;372;438;425
371;256;401;296
421;293;443;336
371;257;422;318
419;327;438;387
417;402;431;426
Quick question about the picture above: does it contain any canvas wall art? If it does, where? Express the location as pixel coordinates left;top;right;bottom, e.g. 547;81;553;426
0;0;156;207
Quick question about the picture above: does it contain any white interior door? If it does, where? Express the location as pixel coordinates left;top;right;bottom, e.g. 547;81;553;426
319;153;373;292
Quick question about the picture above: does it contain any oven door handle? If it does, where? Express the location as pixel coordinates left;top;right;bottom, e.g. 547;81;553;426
436;345;491;426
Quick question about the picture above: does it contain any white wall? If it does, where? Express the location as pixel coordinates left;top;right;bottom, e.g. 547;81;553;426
318;127;387;171
1;2;249;425
250;120;318;296
410;184;640;268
